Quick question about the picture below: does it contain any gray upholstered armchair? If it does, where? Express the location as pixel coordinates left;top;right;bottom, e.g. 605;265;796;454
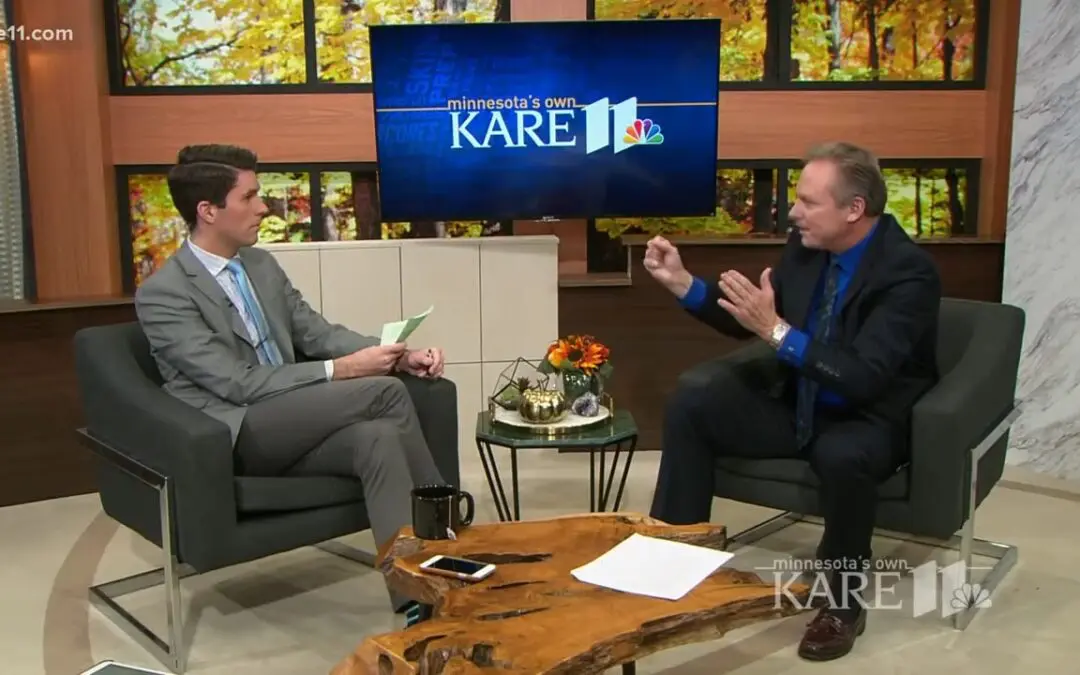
73;322;459;673
705;298;1024;630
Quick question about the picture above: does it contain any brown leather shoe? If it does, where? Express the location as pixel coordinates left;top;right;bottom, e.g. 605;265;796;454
797;608;866;661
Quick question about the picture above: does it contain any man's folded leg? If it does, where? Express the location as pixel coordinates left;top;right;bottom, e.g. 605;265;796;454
234;376;447;611
235;376;445;485
286;418;418;611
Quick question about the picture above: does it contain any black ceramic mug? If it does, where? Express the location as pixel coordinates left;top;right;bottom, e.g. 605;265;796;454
411;484;475;540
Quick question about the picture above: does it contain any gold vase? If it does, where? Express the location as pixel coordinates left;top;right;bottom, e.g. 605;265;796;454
518;388;568;424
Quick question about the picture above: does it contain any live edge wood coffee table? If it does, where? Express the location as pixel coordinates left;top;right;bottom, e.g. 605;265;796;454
331;514;811;675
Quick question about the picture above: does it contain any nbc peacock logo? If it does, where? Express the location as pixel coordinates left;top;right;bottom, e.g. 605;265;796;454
583;97;665;155
623;119;664;147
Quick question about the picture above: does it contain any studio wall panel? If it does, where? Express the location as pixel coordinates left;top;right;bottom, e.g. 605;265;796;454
265;247;323;313
1003;0;1080;480
480;238;559;363
399;241;482;365
318;244;402;337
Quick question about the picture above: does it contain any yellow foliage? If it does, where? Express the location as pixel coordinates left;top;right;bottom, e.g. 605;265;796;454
790;0;976;81
118;0;502;86
788;167;968;236
595;169;762;237
128;171;313;286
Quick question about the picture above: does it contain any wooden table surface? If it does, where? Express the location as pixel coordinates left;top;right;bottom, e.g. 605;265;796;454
331;513;811;675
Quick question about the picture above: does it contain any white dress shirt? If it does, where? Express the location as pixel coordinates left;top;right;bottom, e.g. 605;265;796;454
186;240;333;380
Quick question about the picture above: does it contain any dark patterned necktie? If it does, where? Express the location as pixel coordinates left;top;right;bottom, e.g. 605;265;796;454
795;260;841;449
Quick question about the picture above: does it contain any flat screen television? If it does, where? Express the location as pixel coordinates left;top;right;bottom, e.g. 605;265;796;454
369;19;721;222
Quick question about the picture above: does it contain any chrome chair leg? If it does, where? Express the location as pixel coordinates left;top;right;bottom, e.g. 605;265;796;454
78;429;380;674
88;475;194;674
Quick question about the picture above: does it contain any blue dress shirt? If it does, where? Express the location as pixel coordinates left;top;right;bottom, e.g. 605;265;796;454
679;223;877;408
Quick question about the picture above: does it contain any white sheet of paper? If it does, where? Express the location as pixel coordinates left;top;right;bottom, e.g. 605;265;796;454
379;305;434;345
570;533;735;601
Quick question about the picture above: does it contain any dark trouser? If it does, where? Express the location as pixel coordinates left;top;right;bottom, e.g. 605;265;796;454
233;375;446;611
649;359;904;606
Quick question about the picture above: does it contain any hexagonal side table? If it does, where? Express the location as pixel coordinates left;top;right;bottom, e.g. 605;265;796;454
474;408;639;522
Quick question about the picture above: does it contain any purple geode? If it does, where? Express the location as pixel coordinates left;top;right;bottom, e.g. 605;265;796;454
571;392;600;417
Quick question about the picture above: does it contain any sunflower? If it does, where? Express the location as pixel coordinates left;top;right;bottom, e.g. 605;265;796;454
544;334;611;373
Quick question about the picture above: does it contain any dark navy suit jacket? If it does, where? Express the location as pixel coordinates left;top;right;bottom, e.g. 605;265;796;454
679;214;941;430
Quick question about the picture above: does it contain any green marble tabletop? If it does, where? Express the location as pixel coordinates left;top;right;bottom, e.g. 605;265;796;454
475;407;638;449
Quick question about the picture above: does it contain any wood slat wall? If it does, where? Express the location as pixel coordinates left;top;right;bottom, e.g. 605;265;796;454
13;0;120;301
107;90;988;165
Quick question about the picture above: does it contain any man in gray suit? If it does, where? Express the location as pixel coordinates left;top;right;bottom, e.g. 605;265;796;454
135;144;447;609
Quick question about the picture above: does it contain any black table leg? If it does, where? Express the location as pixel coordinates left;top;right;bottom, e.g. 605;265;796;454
591;435;639;512
475;439;517;521
589;448;596;512
509;447;520;520
622;662;636;674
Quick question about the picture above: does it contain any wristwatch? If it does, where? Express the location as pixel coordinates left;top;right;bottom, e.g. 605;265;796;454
768;321;791;349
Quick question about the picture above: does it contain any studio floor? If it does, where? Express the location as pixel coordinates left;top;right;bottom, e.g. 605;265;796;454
3;449;1078;675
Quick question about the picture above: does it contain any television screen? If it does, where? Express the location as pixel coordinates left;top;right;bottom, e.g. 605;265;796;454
369;19;721;222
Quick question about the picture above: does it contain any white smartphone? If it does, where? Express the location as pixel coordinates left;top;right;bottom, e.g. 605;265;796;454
418;554;495;582
80;661;169;675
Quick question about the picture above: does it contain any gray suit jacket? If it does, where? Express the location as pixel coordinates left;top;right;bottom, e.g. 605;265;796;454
134;243;377;444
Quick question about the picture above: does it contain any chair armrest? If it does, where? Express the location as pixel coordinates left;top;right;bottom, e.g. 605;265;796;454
908;303;1024;526
75;350;238;546
396;373;460;487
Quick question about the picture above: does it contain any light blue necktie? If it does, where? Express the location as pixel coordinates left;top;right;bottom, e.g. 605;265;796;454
226;259;283;366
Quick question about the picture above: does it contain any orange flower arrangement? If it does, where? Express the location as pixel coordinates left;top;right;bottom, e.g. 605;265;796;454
539;334;613;378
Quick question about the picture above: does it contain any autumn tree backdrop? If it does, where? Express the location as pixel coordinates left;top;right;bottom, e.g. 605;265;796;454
591;0;977;82
319;171;508;240
112;0;986;282
791;0;977;81
787;167;971;236
590;165;970;243
126;169;510;288
127;173;313;286
116;0;505;86
594;169;774;239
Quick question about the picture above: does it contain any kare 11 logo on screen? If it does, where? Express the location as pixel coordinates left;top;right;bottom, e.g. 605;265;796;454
447;95;664;155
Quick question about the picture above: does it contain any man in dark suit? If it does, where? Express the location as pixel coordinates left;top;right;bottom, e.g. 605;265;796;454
644;142;941;660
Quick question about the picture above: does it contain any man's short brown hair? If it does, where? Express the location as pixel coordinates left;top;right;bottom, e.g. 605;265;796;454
803;141;887;217
167;144;258;227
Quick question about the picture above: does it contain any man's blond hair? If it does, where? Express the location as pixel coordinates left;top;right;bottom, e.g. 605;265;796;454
803;141;887;217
